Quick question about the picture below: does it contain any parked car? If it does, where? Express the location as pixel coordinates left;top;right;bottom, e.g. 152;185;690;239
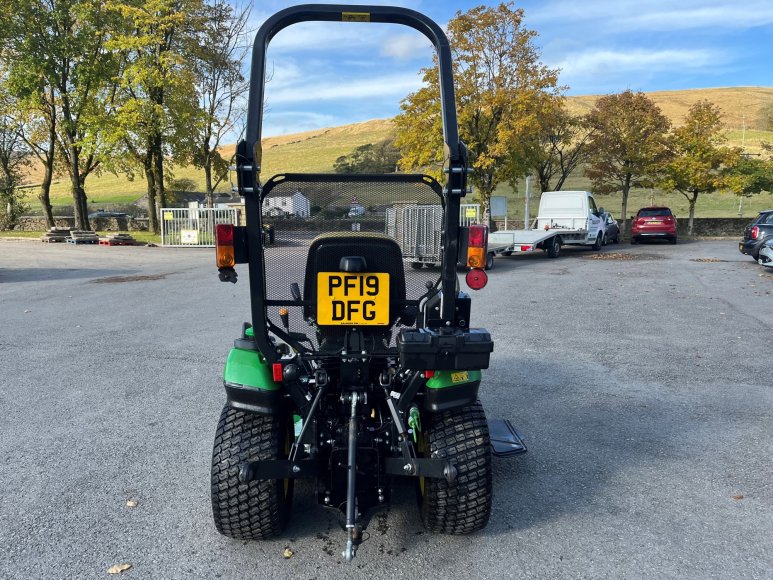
739;209;773;261
758;238;773;268
602;212;620;245
631;206;677;244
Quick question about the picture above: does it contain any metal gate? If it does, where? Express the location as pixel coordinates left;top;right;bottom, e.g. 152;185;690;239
386;203;480;263
160;208;238;247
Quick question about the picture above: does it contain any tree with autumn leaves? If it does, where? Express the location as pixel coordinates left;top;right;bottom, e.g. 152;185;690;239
396;3;560;219
660;101;742;235
584;90;672;234
1;0;249;233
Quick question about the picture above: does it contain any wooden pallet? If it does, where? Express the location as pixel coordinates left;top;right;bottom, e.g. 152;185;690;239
66;238;99;244
99;239;136;246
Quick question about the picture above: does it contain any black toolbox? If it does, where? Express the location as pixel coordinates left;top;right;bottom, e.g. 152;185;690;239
397;328;493;370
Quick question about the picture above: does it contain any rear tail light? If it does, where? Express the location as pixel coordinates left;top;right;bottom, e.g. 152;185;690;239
215;224;235;268
466;268;488;290
751;226;759;240
272;363;283;382
520;245;533;252
466;224;488;268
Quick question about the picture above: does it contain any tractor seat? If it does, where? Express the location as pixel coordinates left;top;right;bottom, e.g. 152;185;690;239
303;233;406;328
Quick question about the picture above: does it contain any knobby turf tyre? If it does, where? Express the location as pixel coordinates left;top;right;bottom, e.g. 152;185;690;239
211;405;293;540
418;401;492;534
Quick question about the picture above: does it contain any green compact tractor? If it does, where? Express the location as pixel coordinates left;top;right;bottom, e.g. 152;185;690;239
210;4;525;561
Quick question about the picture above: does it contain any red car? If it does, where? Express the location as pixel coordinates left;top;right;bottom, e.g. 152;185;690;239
631;206;677;244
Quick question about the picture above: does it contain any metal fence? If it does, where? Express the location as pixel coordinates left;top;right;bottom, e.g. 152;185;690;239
386;203;480;264
160;208;238;247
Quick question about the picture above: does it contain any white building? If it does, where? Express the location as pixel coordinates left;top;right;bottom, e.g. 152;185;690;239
263;190;311;218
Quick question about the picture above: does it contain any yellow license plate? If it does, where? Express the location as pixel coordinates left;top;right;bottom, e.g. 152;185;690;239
317;272;390;326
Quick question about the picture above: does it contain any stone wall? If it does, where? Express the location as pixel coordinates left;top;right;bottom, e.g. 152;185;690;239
13;216;149;232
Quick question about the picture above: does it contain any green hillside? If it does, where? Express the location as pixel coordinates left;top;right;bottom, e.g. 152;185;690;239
19;87;773;217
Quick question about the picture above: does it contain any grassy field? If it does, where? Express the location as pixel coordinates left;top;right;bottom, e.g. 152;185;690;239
17;87;772;217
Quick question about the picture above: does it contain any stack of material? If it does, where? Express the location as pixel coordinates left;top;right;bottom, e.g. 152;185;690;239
99;233;137;246
40;228;71;243
66;230;100;244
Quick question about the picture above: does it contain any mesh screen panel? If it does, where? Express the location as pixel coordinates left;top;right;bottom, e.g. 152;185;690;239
259;174;443;342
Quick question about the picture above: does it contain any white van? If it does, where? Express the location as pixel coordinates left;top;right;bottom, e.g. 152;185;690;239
488;190;605;259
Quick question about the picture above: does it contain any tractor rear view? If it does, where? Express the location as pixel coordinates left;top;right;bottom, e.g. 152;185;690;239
209;4;524;562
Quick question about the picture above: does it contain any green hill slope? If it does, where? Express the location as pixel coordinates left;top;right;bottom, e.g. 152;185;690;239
19;87;772;212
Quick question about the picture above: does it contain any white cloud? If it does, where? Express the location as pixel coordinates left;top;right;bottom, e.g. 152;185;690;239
555;48;723;77
268;71;424;104
381;32;434;60
529;0;773;32
262;111;341;137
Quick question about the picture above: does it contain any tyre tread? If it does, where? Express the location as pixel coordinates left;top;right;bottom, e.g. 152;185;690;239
421;401;492;534
211;405;289;540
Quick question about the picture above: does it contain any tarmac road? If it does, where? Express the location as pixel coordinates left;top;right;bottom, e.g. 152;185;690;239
1;239;771;579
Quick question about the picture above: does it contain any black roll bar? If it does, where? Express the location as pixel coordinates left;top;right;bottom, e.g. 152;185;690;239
237;5;468;362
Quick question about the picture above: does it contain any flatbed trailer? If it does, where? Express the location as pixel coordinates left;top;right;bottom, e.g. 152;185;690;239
488;190;605;259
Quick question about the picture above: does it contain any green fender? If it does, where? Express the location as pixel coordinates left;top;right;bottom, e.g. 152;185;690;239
224;348;281;391
426;370;481;389
423;370;482;412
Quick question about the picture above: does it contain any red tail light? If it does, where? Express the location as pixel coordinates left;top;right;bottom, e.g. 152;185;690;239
272;363;283;382
751;226;759;240
466;224;488;268
215;224;235;268
468;224;487;247
424;370;435;378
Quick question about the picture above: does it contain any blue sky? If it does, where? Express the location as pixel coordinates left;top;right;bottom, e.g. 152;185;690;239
244;0;773;137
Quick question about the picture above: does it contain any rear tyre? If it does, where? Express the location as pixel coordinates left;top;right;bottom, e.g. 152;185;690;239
631;236;638;245
485;253;494;270
669;236;677;245
418;401;492;534
410;262;424;270
211;405;293;540
546;236;561;258
592;233;603;251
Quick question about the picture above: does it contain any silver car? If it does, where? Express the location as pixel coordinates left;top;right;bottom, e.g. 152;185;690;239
758;238;773;268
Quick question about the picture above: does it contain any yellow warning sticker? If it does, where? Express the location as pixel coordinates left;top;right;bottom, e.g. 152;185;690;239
465;207;477;218
163;212;173;220
342;12;370;22
451;371;469;383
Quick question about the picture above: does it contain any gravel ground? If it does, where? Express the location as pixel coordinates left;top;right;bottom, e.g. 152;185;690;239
0;239;771;579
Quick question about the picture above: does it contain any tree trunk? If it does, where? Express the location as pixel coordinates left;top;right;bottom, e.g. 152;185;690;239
67;141;89;231
151;134;166;219
38;169;55;229
620;173;632;233
38;119;57;229
145;163;158;234
687;194;697;236
204;160;214;208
